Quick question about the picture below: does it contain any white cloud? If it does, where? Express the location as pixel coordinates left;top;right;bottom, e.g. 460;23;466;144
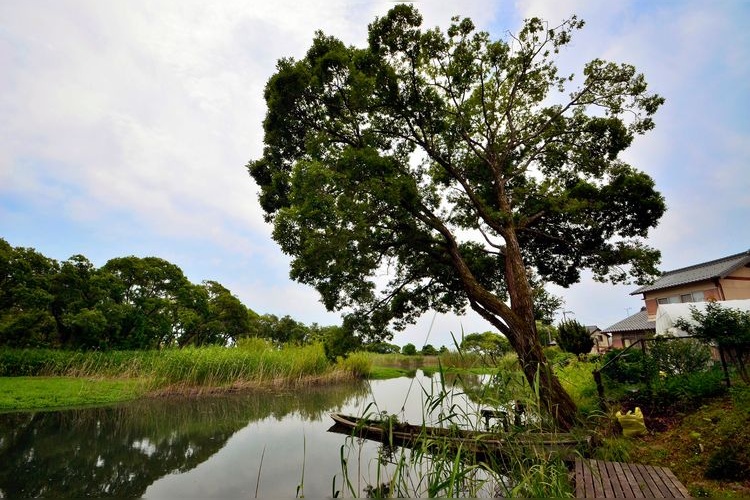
1;0;747;337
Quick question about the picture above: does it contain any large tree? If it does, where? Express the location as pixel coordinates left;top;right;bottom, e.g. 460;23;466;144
248;7;665;429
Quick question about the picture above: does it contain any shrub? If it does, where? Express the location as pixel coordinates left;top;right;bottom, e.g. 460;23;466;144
543;346;575;368
648;336;711;375
704;387;750;480
556;319;593;356
601;348;656;384
648;368;727;408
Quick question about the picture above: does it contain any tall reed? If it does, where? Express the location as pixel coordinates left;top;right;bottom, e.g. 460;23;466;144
0;342;356;392
336;362;581;497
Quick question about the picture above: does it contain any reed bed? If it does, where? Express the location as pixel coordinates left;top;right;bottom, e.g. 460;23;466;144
0;340;358;394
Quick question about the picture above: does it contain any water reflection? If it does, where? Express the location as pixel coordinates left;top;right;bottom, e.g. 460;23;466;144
0;382;368;498
0;372;495;498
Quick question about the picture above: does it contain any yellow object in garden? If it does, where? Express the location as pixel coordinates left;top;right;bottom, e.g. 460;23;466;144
616;407;647;437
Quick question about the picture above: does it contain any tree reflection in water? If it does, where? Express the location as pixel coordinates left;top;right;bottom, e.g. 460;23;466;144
0;381;367;498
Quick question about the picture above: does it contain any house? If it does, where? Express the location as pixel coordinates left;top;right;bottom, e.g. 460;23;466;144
602;249;750;349
631;249;750;322
655;299;750;336
602;307;655;349
586;325;611;353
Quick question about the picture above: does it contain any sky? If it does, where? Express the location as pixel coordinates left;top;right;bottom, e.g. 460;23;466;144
1;0;748;349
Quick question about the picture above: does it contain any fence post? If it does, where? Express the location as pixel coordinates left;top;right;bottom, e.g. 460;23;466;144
593;369;607;410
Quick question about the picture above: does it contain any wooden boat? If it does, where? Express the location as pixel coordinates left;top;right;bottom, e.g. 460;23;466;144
328;413;588;462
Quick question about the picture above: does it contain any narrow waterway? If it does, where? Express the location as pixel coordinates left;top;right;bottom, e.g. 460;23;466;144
0;371;495;498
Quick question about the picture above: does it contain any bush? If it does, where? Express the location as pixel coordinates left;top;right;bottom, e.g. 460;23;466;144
543;346;575;368
556;319;593;356
649;368;727;408
601;348;656;384
648;336;711;375
704;387;750;480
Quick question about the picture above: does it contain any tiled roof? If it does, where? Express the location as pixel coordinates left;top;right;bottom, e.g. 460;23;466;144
602;309;655;333
631;250;750;295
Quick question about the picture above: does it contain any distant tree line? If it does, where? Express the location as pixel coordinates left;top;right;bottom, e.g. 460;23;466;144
0;238;343;351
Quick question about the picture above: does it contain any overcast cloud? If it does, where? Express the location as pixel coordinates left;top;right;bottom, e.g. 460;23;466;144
1;0;747;348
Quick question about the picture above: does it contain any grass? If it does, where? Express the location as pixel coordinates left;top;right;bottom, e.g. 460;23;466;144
341;354;749;497
0;340;366;410
0;376;146;411
554;358;601;417
626;384;750;497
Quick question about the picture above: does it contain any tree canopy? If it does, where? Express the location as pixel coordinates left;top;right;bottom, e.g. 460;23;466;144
0;238;338;351
460;331;511;360
248;6;665;429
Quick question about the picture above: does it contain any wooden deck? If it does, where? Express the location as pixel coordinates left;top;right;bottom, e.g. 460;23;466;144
574;459;691;498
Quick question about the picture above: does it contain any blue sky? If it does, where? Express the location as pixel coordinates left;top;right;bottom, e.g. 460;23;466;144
1;0;748;348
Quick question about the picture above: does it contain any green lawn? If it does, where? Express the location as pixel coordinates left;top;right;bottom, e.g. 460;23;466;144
0;377;146;411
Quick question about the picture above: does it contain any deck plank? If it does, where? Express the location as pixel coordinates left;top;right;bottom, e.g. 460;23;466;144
604;460;625;498
611;460;638;498
574;459;689;498
575;455;585;497
618;461;645;498
662;467;692;498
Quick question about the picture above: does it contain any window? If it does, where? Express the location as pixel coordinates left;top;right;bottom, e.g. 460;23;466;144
657;295;680;305
658;292;706;305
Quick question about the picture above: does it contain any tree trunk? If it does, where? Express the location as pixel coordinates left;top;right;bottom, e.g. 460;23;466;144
438;214;580;430
471;231;581;431
505;234;580;430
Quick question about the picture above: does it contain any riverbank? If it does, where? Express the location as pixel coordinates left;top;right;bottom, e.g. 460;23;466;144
0;341;369;411
0;376;146;411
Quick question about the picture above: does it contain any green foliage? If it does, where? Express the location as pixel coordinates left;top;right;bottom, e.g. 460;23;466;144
645;368;727;411
248;5;665;430
0;343;335;393
460;332;511;360
0;238;341;352
420;343;438;356
334;351;372;378
648;336;711;375
320;325;361;361
601;348;656;384
703;386;750;481
0;239;268;350
543;346;576;368
556;319;594;356
675;301;750;382
554;358;600;416
249;8;665;335
594;437;633;462
362;341;401;354
401;343;417;356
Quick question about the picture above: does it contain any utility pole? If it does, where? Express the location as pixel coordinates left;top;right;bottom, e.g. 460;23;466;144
561;310;574;322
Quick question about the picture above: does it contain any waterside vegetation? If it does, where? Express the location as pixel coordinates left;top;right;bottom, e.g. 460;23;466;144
0;340;367;411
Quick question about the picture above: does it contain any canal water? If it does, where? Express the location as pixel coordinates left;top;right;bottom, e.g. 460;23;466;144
0;371;495;498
